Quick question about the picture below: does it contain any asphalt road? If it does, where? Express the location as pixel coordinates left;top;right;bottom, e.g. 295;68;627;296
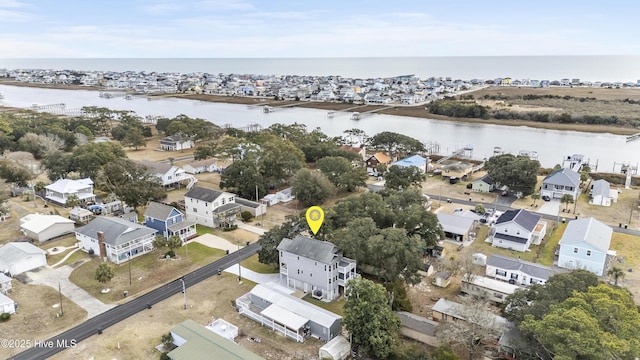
10;242;261;360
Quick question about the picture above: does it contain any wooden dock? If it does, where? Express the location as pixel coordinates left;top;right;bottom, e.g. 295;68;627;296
626;133;640;142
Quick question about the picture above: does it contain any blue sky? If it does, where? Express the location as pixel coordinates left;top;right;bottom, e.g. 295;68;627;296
1;0;638;58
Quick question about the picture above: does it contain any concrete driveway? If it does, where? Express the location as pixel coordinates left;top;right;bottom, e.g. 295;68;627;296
537;199;561;216
25;264;115;318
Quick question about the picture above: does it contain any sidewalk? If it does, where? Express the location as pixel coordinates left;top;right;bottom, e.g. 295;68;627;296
26;265;115;318
223;265;280;285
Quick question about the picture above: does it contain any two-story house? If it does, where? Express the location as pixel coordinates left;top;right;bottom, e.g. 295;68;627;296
486;254;562;286
365;152;392;173
557;217;612;276
143;201;196;241
159;134;194;151
184;187;240;228
589;179;617;206
75;216;157;264
277;235;356;302
391;155;429;173
140;160;195;189
541;168;580;200
472;175;495;193
491;209;547;252
45;178;96;206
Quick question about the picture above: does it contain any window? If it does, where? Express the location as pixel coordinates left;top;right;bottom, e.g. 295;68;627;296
496;269;507;277
510;273;518;280
504;229;508;233
310;273;312;277
587;250;591;256
297;269;300;274
574;247;578;253
222;198;226;205
193;208;197;213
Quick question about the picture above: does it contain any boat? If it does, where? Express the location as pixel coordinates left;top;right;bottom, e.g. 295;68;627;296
327;111;335;118
351;112;360;120
263;105;272;113
125;94;132;100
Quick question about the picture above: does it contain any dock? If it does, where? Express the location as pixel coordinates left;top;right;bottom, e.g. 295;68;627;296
626;133;640;142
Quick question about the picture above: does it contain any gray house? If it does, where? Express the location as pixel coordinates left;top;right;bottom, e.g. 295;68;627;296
541;168;580;200
236;283;342;342
278;235;356;302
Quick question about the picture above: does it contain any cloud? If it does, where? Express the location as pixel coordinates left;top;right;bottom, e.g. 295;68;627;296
0;0;28;8
140;1;185;15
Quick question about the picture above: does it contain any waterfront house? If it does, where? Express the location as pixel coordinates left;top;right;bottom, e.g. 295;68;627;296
486;254;561;286
184;187;240;228
45;178;95;206
278;235;356;302
541;168;580;201
491;209;546;252
339;145;367;161
391;154;429;173
143;201;196;241
365;152;392;172
19;213;75;242
160;134;194;151
557;217;612;276
75;216;158;264
439;160;474;180
0;242;47;276
472;175;495;193
140;160;196;189
589;179;617;206
236;282;342;342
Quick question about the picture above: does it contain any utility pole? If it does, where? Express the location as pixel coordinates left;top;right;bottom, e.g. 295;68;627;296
238;244;242;282
180;278;187;310
58;282;63;316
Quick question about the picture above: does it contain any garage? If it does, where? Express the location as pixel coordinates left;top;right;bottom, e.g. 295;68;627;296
0;242;48;276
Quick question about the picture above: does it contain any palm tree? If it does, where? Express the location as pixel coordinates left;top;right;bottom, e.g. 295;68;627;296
531;193;540;207
607;267;625;286
560;194;574;212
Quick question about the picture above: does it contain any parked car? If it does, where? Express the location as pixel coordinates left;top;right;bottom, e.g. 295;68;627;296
542;195;551;201
501;190;508;196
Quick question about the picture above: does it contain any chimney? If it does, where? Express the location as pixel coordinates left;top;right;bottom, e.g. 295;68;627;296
97;231;107;260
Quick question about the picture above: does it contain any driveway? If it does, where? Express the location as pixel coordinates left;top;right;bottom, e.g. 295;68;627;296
25;264;115;318
537;199;561;216
222;265;281;285
236;221;266;235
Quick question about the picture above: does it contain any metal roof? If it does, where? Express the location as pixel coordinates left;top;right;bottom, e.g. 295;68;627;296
75;217;157;247
437;213;475;235
19;214;74;233
260;303;309;330
277;235;339;264
559;217;612;252
0;242;46;270
487;254;561;280
45;177;93;193
495;209;540;232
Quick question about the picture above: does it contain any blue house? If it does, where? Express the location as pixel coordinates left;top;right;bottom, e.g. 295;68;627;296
144;202;197;241
557;217;612;276
391;155;429;173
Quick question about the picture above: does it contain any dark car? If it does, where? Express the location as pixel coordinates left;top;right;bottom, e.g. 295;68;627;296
542;195;551;201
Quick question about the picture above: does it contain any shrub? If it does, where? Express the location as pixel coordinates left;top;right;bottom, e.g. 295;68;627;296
241;211;253;222
165;250;175;258
222;225;238;232
0;312;11;322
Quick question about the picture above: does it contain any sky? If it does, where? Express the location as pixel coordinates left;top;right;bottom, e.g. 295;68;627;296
1;0;638;58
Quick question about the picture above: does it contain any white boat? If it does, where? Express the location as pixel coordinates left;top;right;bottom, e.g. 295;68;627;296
351;112;360;120
263;105;272;113
327;111;335;118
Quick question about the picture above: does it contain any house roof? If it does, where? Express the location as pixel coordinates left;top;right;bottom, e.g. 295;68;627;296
235;198;261;209
487;254;561;281
185;158;218;168
144;201;181;220
276;187;292;196
591;179;610;197
0;273;11;283
213;203;240;214
432;298;510;327
494;232;529;244
140;160;173;175
277;235;340;264
0;242;47;270
168;319;264;360
473;175;494;185
184;187;226;202
369;152;391;164
249;283;341;329
160;134;192;143
0;292;14;306
464;276;520;295
260;303;309;330
20;214;74;233
340;145;364;154
396;311;438;336
392;154;428;168
495;209;540;232
559;217;612;252
436;213;475;235
543;168;580;187
75;217;157;247
319;336;351;357
45;178;93;193
168;221;196;232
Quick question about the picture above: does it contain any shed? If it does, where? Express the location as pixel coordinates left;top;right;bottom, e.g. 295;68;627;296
472;253;487;266
318;335;351;360
235;198;267;217
19;214;75;242
0;242;47;276
432;271;451;288
0;292;16;314
262;194;279;206
206;318;239;342
70;207;94;224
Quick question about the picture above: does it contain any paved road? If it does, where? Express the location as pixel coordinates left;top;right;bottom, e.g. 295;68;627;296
10;242;261;360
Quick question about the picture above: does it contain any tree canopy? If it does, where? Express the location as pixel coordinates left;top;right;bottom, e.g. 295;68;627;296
317;156;367;192
384;165;424;190
485;154;540;195
369;131;425;158
290;168;335;207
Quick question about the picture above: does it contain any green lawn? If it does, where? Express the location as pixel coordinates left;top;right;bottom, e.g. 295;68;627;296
196;224;214;235
48;249;88;267
241;254;279;274
538;222;566;266
303;296;345;316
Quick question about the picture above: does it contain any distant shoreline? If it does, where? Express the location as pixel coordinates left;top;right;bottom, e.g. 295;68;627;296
1;79;637;136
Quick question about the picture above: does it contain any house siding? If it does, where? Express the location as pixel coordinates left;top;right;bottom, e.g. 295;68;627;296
557;243;606;276
491;223;530;252
185;193;236;228
280;251;337;300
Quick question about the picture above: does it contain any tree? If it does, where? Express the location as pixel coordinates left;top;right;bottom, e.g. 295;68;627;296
474;203;485;214
369;131;425;158
219;158;266;201
95;263;115;291
344;278;400;359
436;295;508;360
160;333;173;352
485;154;540;196
384;165;424;190
316;156;367;192
531;192;540;206
257;215;301;267
560;193;574;211
607;266;625;286
65;194;81;208
520;284;640;360
291;168;335;207
121;127;147;149
153;235;183;257
194;144;217;160
99;158;166;209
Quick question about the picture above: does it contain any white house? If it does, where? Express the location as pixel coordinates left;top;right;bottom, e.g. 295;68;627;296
19;214;75;242
541;168;580;200
0;292;16;314
159;134;194;151
589;179;617;206
557;218;613;276
461;275;520;303
0;273;13;294
486;254;562;286
182;158;220;174
0;242;48;276
75;216;158;264
45;178;95;206
436;212;477;242
276;188;294;203
140;160;196;189
491;209;546;252
184;187;240;228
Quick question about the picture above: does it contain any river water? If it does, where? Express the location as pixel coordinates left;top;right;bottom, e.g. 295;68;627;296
0;84;638;171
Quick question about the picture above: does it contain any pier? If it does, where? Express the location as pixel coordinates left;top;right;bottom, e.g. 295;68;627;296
626;133;640;142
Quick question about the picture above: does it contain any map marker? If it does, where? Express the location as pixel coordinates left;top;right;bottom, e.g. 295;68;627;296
305;206;325;235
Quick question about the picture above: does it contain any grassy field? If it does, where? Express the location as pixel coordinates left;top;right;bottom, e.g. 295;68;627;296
241;254;279;274
303;295;345;317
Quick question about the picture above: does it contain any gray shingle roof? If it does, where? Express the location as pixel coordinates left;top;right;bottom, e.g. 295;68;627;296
277;235;339;264
140;160;172;175
184;187;224;202
235;198;261;208
543;168;580;187
590;179;610;197
213;203;240;214
396;311;438;336
559;217;612;252
495;209;540;231
144;201;179;220
474;175;494;185
487;254;561;281
75;217;157;247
